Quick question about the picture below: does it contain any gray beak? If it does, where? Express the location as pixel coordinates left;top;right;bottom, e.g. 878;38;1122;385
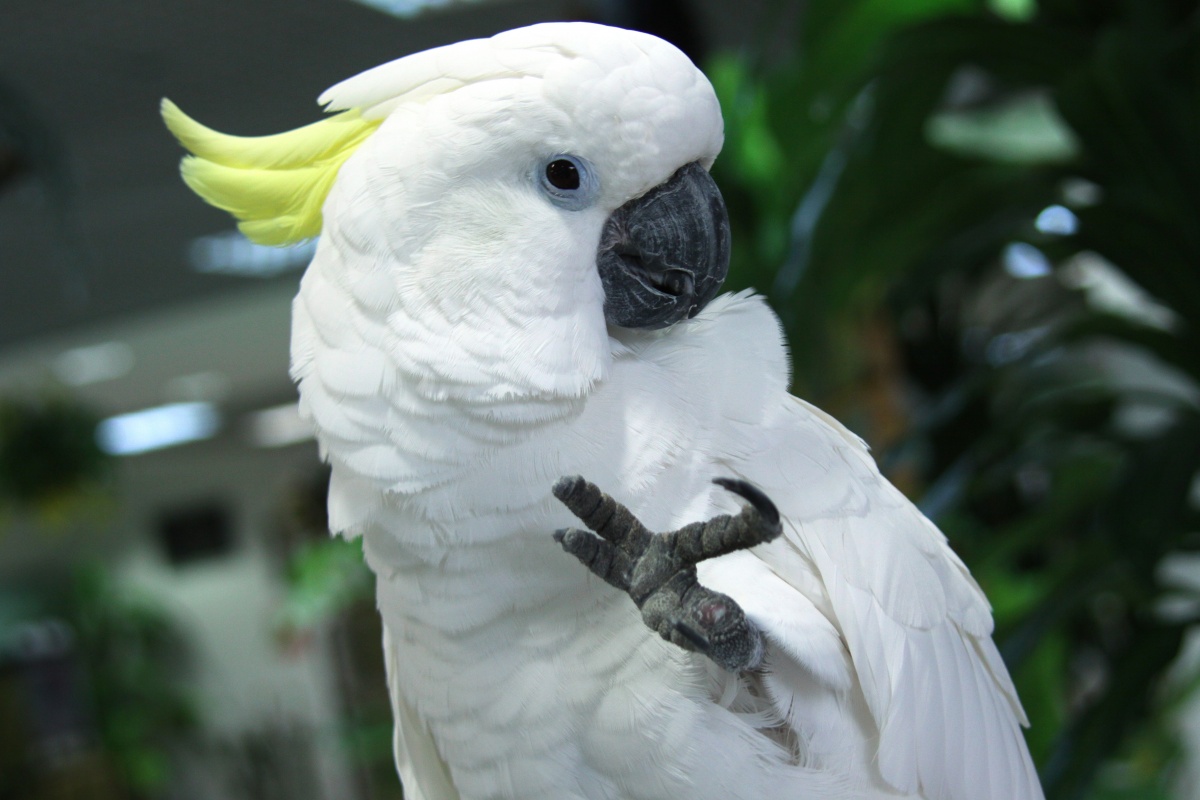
596;161;731;330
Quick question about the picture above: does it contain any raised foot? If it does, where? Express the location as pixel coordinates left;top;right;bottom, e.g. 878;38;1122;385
552;475;782;672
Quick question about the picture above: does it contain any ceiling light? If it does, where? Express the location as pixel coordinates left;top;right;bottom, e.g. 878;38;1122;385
349;0;469;18
163;371;233;403
96;402;220;456
188;230;316;278
52;342;134;386
245;402;313;448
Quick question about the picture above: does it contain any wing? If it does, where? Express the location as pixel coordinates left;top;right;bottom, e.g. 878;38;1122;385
724;395;1043;800
382;623;462;800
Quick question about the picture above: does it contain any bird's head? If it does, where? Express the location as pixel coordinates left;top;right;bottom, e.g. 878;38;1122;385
164;22;729;396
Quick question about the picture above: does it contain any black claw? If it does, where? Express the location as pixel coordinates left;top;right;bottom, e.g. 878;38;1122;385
712;477;780;528
674;621;710;651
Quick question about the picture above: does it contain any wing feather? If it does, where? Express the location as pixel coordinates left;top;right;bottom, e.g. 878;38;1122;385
731;393;1042;799
382;624;460;800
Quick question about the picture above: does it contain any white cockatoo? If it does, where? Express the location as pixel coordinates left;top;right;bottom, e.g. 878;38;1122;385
164;22;1043;800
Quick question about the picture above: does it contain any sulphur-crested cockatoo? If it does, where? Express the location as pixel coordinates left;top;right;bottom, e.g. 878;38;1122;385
163;22;1043;800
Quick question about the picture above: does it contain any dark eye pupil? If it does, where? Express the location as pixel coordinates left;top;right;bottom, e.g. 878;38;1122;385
545;159;580;191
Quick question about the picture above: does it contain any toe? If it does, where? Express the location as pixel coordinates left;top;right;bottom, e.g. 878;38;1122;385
712;477;781;532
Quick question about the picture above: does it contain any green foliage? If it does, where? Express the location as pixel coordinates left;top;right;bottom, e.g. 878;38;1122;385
277;536;373;632
51;565;198;795
277;533;398;796
0;394;110;522
711;0;1200;796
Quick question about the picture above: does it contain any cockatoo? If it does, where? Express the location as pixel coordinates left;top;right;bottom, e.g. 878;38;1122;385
163;22;1043;800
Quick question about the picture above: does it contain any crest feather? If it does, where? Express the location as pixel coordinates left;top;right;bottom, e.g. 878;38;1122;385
161;98;380;245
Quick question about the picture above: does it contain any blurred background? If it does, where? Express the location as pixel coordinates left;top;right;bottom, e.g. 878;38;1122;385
1;0;1197;798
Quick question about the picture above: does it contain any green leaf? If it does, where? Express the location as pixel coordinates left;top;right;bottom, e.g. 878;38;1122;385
927;93;1080;164
280;537;373;630
989;0;1037;21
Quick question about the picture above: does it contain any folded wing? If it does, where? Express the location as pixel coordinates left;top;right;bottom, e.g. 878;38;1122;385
733;396;1043;800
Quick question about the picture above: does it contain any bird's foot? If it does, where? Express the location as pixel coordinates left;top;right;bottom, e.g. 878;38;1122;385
552;476;782;672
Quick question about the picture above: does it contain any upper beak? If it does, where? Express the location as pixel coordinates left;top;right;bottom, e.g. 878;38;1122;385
596;161;731;330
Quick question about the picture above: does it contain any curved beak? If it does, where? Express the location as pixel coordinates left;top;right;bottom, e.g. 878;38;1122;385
596;161;731;330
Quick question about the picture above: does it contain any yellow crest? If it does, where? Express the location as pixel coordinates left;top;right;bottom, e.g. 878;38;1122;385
161;99;381;246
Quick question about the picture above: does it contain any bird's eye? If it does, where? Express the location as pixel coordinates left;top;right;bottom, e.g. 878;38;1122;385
537;154;598;210
545;159;580;190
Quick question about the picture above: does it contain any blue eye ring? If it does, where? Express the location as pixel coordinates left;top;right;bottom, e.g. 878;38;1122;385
537;154;599;210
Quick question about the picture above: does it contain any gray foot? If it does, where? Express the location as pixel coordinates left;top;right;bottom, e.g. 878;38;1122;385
552;476;782;672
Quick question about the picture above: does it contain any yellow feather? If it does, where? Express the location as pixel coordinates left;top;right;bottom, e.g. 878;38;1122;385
161;98;381;245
